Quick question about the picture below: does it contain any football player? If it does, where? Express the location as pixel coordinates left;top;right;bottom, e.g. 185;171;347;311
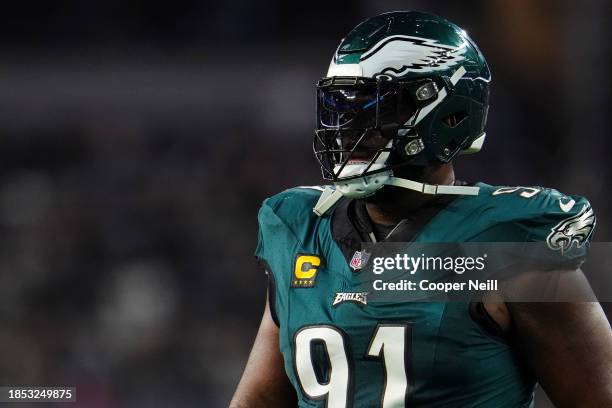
231;11;612;407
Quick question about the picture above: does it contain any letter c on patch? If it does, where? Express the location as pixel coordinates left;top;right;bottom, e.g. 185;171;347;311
295;255;321;279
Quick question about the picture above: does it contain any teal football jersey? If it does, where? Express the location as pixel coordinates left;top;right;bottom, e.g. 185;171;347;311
255;183;595;408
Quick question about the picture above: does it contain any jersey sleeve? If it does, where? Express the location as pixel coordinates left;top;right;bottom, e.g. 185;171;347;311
254;187;328;326
254;198;301;274
511;188;596;268
254;187;324;274
254;199;299;327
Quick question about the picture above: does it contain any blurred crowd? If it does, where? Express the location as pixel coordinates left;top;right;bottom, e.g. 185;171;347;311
0;1;609;406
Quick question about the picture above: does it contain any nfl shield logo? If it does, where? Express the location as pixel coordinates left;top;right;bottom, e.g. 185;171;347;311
349;250;371;270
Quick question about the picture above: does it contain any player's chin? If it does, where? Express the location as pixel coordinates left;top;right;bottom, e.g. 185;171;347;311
362;184;405;205
392;163;428;181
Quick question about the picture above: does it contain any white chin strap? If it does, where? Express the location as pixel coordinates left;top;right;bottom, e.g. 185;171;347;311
313;172;479;216
386;176;480;195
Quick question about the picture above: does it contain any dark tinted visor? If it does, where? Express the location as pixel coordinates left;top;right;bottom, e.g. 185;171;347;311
317;77;436;129
321;88;393;113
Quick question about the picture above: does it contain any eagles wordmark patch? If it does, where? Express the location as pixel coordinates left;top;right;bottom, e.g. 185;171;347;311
333;292;368;308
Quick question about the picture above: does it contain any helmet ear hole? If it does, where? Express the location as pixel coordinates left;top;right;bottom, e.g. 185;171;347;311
442;111;468;128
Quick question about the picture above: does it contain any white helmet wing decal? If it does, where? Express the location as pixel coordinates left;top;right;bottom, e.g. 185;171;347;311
358;35;467;78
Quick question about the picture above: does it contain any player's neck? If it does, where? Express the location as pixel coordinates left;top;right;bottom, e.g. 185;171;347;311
364;163;455;226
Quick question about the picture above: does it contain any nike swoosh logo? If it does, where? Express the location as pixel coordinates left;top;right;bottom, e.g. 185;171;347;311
559;198;576;213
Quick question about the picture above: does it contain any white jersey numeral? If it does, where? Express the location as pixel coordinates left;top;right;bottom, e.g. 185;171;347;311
492;186;541;198
366;324;411;407
294;326;350;407
294;323;412;407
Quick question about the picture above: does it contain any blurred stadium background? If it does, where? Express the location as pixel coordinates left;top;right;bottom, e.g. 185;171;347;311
0;0;609;407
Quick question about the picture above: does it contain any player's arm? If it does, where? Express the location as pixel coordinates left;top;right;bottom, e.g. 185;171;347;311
230;291;296;408
505;269;612;407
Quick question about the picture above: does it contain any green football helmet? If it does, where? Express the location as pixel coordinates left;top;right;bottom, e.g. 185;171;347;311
313;11;491;213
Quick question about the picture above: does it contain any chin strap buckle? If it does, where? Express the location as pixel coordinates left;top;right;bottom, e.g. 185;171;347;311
313;187;344;216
